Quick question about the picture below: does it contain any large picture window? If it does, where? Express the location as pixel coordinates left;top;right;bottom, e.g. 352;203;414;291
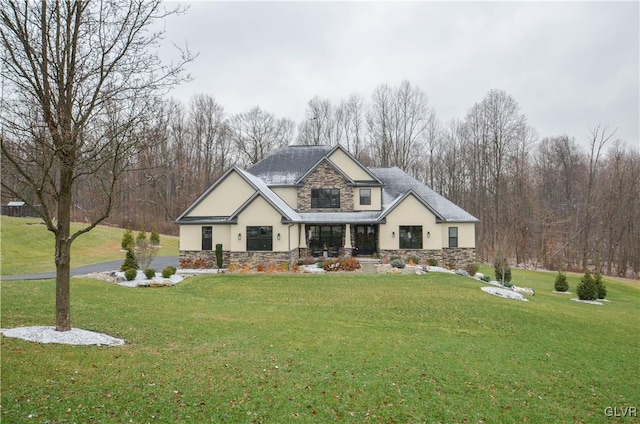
246;226;273;251
202;226;212;251
308;225;343;256
359;189;371;206
311;188;340;208
448;227;458;248
399;226;423;249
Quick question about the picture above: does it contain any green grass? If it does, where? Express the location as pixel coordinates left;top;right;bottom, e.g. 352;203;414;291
2;271;638;423
0;216;179;275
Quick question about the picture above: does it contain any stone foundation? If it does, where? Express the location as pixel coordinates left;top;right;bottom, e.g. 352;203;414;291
378;248;476;267
180;250;230;268
228;250;295;267
379;249;443;264
442;248;477;267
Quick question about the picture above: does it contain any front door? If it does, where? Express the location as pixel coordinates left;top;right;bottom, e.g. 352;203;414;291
354;225;377;256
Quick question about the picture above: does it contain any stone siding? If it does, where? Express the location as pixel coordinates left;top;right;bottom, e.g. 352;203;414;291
442;248;477;266
379;249;443;264
180;250;230;268
228;251;295;267
298;162;354;212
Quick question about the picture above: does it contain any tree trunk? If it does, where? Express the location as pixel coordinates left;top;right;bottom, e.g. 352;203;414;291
55;165;74;332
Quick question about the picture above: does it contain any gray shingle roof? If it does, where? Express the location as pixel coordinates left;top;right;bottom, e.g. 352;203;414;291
370;167;479;222
235;168;300;222
248;145;333;185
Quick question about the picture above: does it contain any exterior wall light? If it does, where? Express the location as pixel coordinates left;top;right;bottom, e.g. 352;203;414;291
277;233;281;240
238;233;242;240
427;231;431;238
392;231;395;238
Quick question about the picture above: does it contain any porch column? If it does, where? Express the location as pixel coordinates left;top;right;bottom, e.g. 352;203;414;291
299;224;307;248
344;223;351;248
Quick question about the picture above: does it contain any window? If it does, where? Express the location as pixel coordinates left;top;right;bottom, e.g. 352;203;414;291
311;188;340;208
246;226;273;251
359;189;371;206
399;226;423;249
449;227;458;248
201;226;212;251
308;225;344;255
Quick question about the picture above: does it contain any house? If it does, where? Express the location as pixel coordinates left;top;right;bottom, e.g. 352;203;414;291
176;145;479;267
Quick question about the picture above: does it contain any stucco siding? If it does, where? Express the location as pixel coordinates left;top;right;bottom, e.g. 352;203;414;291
187;171;255;217
353;187;382;211
379;195;440;250
180;225;203;251
233;196;298;252
441;223;475;248
271;186;298;210
328;149;375;182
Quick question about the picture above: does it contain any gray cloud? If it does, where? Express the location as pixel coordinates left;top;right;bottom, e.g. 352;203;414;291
162;1;639;147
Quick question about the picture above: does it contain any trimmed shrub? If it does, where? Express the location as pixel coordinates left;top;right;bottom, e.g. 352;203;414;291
407;255;420;266
465;263;479;277
390;258;405;269
121;228;134;251
554;270;569;292
426;258;438;266
120;249;138;272
594;271;607;299
150;228;160;246
124;268;137;281
215;243;223;268
577;270;598;300
144;268;156;279
389;256;401;262
480;275;490;283
255;263;265;272
162;267;176;278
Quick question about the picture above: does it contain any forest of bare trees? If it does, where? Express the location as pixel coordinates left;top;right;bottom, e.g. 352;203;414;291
7;78;640;278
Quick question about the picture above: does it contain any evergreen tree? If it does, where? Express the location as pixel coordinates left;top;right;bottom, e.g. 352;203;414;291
554;270;569;292
576;270;598;300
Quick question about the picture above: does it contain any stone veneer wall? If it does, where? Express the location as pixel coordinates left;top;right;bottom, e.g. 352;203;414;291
379;249;443;264
379;248;476;267
228;251;295;267
298;162;354;212
442;248;476;266
180;250;230;268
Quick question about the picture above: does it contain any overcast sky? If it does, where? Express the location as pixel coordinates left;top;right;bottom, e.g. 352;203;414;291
161;1;639;148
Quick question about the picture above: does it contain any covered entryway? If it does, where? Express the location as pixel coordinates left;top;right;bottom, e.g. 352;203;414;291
353;224;377;256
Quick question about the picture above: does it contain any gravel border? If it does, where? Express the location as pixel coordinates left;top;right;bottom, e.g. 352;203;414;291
0;326;126;346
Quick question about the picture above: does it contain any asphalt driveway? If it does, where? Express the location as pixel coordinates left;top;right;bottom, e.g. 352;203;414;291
0;256;180;281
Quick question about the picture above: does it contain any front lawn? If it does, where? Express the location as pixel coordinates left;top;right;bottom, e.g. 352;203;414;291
1;272;638;422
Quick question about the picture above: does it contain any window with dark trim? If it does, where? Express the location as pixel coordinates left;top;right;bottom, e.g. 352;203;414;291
311;188;340;208
202;226;213;250
246;226;273;251
399;226;422;249
359;189;371;206
449;227;458;248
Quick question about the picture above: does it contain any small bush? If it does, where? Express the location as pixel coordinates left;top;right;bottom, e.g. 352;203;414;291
215;244;223;268
465;263;479;276
124;268;137;281
480;275;490;283
144;268;156;279
554;270;569;292
255;263;266;272
427;258;438;266
162;267;176;278
390;258;405;269
594;271;607;299
121;229;134;251
407;256;420;266
150;228;160;246
323;258;341;272
341;257;361;271
291;263;300;272
227;263;239;272
577;270;598;300
120;249;138;272
389;256;401;262
502;281;513;288
494;251;512;283
316;261;324;269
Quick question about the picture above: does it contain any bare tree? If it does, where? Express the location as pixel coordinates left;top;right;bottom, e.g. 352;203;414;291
297;96;336;146
0;0;192;331
230;106;294;166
